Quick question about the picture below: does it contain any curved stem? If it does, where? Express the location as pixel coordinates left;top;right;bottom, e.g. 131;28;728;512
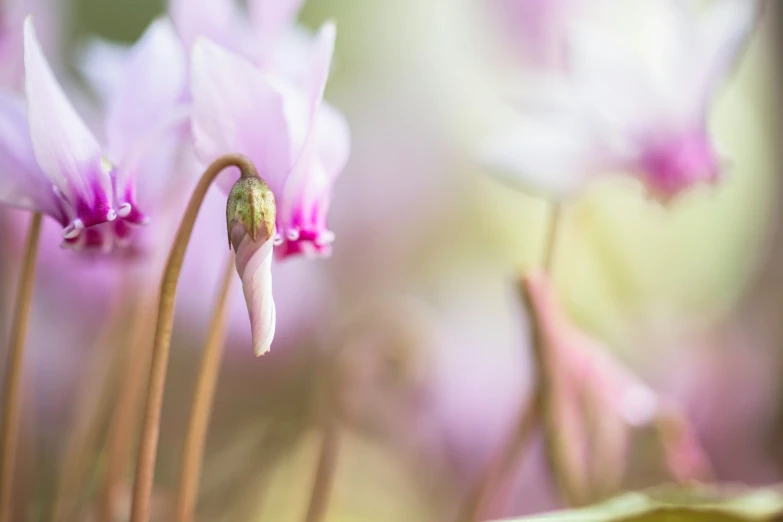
0;212;42;522
303;416;341;522
174;255;235;522
129;154;258;522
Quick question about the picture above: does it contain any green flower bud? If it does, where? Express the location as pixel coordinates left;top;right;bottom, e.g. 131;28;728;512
226;176;276;251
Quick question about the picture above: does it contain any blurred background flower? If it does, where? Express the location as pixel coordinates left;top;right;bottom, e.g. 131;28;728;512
0;0;780;521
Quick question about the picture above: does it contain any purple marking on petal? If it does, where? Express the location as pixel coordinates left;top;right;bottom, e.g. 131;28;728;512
639;130;720;202
114;218;134;240
71;180;114;227
112;185;149;225
275;227;333;260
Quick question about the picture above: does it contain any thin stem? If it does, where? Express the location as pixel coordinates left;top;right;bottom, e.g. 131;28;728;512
526;202;585;506
0;212;42;522
457;391;539;522
542;202;562;274
174;255;235;522
99;289;158;522
303;417;341;522
129;154;259;522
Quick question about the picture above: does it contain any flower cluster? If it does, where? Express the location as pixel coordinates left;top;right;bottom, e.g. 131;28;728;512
0;0;350;354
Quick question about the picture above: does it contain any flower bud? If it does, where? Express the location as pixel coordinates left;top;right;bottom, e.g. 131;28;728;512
226;174;278;356
226;176;276;251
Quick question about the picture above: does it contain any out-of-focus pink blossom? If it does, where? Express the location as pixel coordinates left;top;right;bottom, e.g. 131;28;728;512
524;271;711;496
480;0;760;203
0;0;62;89
491;0;587;68
0;17;188;253
169;0;312;82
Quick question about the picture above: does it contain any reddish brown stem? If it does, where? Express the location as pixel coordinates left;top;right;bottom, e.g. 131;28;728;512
174;256;235;522
303;417;341;522
99;290;158;522
0;212;42;522
129;154;259;522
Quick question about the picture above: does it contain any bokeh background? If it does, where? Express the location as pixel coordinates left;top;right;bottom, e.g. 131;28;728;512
1;0;781;520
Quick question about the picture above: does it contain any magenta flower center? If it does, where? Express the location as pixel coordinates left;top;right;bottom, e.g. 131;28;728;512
639;131;720;201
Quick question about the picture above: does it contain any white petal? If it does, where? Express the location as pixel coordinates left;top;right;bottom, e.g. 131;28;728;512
478;118;610;199
24;16;109;202
235;237;276;356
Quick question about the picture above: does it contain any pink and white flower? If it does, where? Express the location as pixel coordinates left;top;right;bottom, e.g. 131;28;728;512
191;21;349;354
0;17;187;252
480;0;761;203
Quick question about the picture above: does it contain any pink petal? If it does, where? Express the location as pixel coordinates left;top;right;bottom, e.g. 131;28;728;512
234;236;276;356
76;36;130;102
317;102;351;179
248;0;304;48
305;22;336;114
24;16;112;223
0;90;61;219
190;38;292;196
170;0;246;52
104;18;186;164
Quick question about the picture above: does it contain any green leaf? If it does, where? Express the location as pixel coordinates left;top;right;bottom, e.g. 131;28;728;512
494;484;783;522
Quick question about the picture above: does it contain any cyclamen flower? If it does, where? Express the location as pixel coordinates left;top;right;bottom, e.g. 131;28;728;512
524;272;712;494
192;24;349;354
480;0;761;203
0;17;186;252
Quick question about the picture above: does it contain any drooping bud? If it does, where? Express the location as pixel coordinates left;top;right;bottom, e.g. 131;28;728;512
226;176;276;250
226;174;278;356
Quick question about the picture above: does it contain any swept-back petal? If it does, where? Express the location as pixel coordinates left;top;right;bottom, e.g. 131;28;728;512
105;18;186;163
191;38;292;195
0;90;61;219
276;103;349;258
306;21;336;113
317;102;350;178
24;16;111;212
248;0;304;48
